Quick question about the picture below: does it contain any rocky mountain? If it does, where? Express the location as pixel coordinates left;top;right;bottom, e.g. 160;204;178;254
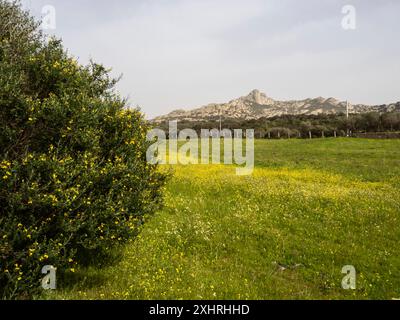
153;90;400;122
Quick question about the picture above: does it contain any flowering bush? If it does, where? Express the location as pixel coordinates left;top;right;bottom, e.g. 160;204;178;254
0;1;167;298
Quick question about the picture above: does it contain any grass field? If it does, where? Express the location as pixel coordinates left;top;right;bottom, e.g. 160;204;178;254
42;138;400;300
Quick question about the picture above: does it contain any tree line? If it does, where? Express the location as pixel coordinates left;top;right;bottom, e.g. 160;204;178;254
156;112;400;138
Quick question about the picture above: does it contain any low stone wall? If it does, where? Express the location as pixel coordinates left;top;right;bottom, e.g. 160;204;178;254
352;132;400;139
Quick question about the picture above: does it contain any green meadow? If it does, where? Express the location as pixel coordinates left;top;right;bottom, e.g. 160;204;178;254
43;138;400;300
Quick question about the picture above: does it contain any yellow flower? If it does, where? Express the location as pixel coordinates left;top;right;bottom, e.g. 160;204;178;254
0;160;11;169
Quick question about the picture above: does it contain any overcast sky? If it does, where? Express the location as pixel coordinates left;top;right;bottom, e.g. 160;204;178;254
21;0;400;118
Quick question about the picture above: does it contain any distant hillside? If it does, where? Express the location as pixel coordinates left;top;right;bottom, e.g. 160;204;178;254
153;90;400;122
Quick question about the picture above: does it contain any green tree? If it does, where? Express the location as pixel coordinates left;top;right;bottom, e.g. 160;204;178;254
0;1;168;298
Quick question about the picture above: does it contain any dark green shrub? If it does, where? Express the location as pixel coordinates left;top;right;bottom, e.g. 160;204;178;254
0;1;168;298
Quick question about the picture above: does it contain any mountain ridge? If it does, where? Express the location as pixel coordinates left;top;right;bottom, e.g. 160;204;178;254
153;90;400;122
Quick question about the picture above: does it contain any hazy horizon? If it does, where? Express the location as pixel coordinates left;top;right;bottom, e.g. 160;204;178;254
21;0;400;118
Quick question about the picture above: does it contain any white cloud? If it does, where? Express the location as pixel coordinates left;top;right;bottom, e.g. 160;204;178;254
21;0;400;118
